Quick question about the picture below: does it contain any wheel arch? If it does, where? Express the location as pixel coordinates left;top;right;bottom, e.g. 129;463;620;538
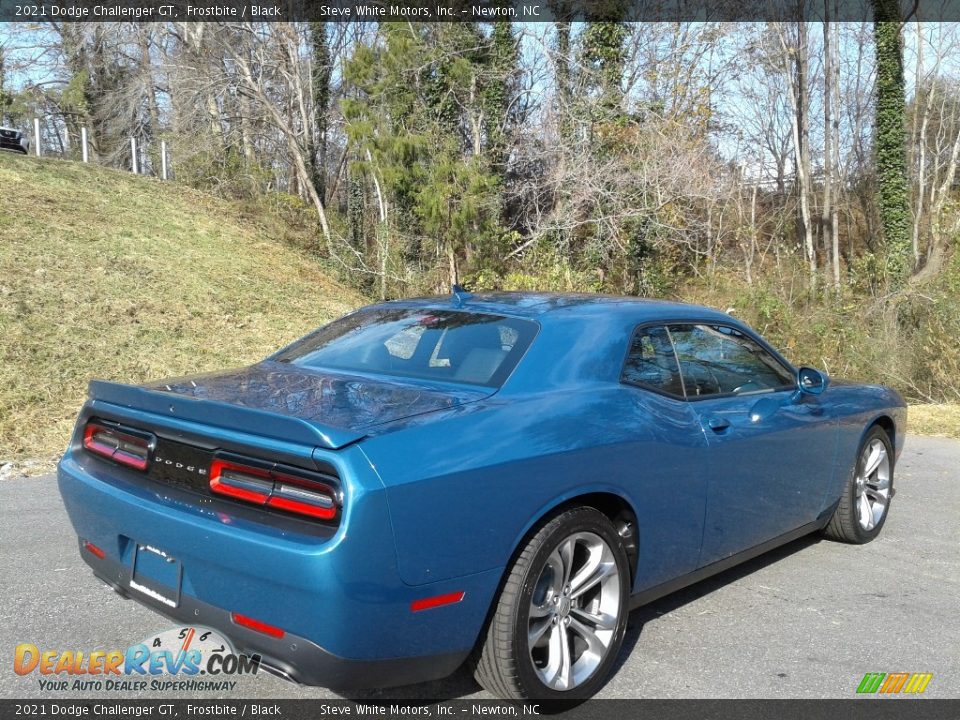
507;489;641;590
468;488;641;666
871;414;896;451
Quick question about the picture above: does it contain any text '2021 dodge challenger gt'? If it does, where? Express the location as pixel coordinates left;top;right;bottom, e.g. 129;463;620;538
58;291;906;699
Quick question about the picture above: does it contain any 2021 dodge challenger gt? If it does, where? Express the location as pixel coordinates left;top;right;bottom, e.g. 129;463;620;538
58;291;906;699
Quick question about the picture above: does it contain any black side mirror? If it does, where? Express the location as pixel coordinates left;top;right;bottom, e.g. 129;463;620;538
797;366;829;396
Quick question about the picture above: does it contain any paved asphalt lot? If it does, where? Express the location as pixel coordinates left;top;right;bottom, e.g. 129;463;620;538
1;435;957;700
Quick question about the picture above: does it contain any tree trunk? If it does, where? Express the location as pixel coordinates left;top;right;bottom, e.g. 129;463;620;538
778;21;817;288
822;11;836;291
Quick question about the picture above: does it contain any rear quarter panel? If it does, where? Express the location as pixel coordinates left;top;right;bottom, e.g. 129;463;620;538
359;385;711;591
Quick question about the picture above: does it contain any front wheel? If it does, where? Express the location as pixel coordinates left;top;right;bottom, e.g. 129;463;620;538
823;425;894;543
473;507;630;700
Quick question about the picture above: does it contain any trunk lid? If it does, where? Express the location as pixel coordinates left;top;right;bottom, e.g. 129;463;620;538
90;361;490;450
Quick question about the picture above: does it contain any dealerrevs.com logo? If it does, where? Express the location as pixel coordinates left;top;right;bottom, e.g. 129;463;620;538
857;672;934;695
14;626;260;692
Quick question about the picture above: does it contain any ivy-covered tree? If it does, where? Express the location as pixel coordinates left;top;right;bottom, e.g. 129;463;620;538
309;22;332;199
482;22;518;179
580;22;629;122
0;46;12;122
874;1;912;285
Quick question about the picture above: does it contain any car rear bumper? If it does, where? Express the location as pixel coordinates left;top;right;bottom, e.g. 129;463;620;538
79;542;467;689
57;450;500;689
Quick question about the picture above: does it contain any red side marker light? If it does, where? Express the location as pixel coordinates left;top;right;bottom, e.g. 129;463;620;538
410;591;465;613
83;541;106;559
231;612;285;639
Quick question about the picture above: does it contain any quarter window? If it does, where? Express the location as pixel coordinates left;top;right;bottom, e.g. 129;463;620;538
667;324;794;397
621;326;685;397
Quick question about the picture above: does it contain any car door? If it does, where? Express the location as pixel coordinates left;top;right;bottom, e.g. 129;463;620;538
664;323;839;567
619;324;710;589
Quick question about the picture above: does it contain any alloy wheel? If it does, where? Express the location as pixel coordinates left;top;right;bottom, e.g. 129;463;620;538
855;438;891;531
527;531;622;691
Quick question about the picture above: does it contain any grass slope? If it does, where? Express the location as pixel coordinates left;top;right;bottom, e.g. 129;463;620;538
908;405;960;440
0;152;365;463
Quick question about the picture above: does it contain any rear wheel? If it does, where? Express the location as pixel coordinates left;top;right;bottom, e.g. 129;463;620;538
474;507;630;700
823;425;893;543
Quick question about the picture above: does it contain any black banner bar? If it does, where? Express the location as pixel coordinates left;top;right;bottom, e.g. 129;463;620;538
2;0;960;23
2;700;960;720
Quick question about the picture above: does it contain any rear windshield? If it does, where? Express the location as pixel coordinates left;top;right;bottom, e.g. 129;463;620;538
273;309;538;388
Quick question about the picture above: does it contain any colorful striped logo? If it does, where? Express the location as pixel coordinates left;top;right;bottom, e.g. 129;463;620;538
857;672;933;694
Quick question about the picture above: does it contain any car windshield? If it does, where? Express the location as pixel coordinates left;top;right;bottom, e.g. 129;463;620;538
273;308;539;388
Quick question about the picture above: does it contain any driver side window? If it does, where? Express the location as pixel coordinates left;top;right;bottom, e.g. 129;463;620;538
667;324;794;397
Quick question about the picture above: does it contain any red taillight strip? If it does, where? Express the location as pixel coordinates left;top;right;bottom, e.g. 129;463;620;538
209;460;273;504
410;591;466;613
231;612;285;638
209;456;339;521
266;495;336;520
83;421;151;471
266;481;336;520
210;476;270;504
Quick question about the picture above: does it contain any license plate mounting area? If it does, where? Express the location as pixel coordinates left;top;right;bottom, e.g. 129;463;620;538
129;543;182;608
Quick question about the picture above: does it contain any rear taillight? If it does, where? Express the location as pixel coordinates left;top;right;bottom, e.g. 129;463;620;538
83;420;153;471
266;471;337;518
209;458;274;504
209;455;338;521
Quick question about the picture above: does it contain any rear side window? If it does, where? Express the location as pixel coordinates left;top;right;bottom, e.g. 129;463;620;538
273;309;538;388
667;324;794;397
621;326;685;397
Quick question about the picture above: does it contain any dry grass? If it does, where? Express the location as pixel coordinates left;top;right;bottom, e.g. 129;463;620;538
0;152;366;464
908;404;960;440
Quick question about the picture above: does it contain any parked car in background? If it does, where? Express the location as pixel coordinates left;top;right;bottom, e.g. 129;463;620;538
57;291;906;700
0;126;29;154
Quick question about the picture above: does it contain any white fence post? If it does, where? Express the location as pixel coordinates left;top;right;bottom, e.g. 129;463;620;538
81;127;89;163
130;137;138;174
33;118;41;157
161;140;168;180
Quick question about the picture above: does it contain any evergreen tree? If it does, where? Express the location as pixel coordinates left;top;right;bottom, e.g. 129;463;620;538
343;23;503;290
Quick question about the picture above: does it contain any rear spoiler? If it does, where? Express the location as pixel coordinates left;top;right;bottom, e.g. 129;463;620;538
88;380;365;450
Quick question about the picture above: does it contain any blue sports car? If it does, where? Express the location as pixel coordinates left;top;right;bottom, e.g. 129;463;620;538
58;291;906;699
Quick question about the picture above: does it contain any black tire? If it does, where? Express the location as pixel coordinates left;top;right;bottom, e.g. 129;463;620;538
823;425;894;544
473;506;630;700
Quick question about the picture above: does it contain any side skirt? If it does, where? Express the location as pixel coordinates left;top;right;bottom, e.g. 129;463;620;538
629;519;825;611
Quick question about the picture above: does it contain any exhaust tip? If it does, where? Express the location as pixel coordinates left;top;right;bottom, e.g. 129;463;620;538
258;661;302;685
